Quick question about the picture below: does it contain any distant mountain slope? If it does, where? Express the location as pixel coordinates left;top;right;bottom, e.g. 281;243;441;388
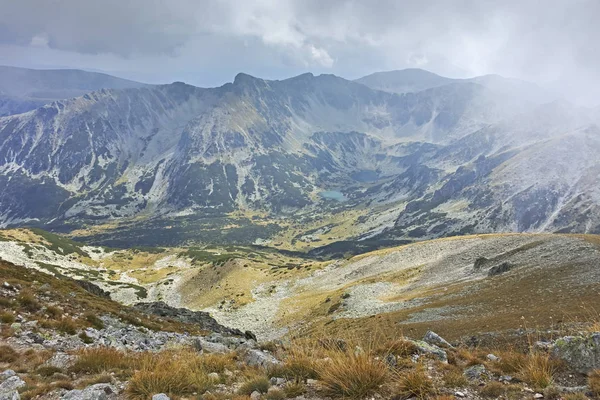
355;68;557;105
355;68;454;94
0;65;147;116
0;69;597;247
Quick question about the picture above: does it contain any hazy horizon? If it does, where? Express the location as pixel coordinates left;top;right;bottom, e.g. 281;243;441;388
0;0;598;105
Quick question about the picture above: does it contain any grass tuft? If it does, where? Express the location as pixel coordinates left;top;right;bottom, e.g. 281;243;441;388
0;345;19;362
238;375;271;395
127;350;213;399
18;289;40;312
84;312;105;329
71;347;133;374
394;368;435;400
589;369;600;396
0;311;15;324
520;352;556;390
318;350;388;399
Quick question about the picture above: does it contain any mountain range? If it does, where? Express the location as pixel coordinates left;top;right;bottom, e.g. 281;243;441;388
0;65;598;248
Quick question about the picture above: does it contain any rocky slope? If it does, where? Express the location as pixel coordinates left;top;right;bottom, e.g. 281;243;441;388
2;249;600;400
2;229;599;343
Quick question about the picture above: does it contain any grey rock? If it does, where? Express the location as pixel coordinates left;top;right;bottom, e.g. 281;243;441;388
455;391;466;398
194;339;230;354
463;364;489;381
243;349;281;369
46;352;76;369
0;391;20;400
207;372;220;381
250;391;261;400
0;371;16;384
270;377;286;386
486;353;499;362
0;377;25;397
551;333;600;374
151;394;170;400
61;384;118;400
411;340;448;362
488;262;513;276
0;376;25;393
423;330;453;349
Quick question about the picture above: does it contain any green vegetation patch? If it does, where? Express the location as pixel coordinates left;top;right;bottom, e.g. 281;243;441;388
29;228;89;257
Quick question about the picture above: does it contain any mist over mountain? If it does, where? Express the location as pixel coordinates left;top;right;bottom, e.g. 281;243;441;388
0;65;146;116
0;66;597;248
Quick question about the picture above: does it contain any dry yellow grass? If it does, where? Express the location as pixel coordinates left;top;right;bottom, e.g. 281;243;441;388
70;347;135;374
318;350;389;399
588;370;600;396
394;368;435;400
520;352;556;390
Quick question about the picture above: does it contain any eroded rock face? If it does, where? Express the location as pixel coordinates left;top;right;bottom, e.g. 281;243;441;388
551;333;600;374
133;301;245;336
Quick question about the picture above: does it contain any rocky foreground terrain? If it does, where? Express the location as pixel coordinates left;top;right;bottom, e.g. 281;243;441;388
2;258;600;400
2;234;600;399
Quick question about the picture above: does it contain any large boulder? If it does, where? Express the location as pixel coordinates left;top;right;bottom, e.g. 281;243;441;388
551;333;600;374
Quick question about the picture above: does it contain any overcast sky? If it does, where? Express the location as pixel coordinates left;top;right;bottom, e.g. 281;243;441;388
0;0;598;104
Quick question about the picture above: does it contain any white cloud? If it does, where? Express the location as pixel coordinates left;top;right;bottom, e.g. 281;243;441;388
0;0;598;104
29;33;49;48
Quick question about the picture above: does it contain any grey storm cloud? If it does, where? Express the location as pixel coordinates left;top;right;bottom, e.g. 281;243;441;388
0;0;598;104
